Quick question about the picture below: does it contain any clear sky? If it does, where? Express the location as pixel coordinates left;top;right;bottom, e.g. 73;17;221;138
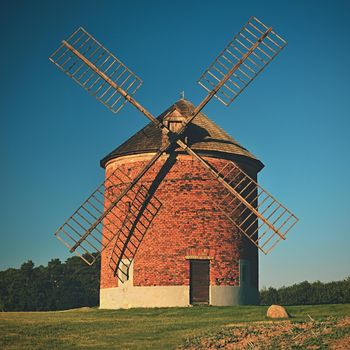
1;0;349;288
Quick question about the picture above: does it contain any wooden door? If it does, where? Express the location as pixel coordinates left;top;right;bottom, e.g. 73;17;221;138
190;260;210;304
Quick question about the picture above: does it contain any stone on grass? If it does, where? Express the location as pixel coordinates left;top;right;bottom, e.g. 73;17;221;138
267;304;289;318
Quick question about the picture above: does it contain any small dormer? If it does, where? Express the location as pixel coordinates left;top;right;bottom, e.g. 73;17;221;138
163;108;187;133
162;108;188;146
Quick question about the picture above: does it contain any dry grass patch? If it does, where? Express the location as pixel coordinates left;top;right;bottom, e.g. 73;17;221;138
178;316;350;349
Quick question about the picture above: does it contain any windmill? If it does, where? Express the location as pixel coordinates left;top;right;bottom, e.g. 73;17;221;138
50;17;298;307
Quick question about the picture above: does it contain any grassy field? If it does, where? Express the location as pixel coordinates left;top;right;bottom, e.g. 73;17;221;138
0;304;349;349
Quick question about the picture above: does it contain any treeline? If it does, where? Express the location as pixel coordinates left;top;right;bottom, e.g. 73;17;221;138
1;256;349;311
0;255;100;311
260;277;350;306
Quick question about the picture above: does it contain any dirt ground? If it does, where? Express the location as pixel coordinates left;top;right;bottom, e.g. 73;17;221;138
179;316;350;349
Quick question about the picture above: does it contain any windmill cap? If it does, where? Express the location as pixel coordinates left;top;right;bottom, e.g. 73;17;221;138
100;99;264;172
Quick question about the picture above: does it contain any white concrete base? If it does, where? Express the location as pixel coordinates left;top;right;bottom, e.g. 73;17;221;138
100;286;189;309
100;285;259;309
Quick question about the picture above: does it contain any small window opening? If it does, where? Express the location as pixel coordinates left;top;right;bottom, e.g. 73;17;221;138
168;120;183;133
239;259;251;287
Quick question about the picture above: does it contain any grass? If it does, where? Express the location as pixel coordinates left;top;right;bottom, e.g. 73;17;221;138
0;304;349;349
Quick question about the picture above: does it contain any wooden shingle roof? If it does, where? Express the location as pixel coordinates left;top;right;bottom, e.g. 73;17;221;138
100;99;263;170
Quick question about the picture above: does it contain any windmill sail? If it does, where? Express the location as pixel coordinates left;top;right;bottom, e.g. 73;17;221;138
109;185;162;281
54;164;162;265
197;16;287;106
206;160;298;254
49;27;142;114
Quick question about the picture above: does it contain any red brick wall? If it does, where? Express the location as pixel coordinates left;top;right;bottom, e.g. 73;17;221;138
100;153;259;289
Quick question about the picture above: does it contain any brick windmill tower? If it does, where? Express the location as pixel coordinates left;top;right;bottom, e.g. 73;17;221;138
98;99;264;307
49;17;298;308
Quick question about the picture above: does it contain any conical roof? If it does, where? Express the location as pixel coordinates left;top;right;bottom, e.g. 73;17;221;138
100;99;263;171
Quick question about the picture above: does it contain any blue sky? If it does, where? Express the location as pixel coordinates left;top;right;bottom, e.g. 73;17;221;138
1;0;349;288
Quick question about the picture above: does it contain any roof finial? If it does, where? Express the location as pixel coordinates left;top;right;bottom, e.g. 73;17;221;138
180;91;185;100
